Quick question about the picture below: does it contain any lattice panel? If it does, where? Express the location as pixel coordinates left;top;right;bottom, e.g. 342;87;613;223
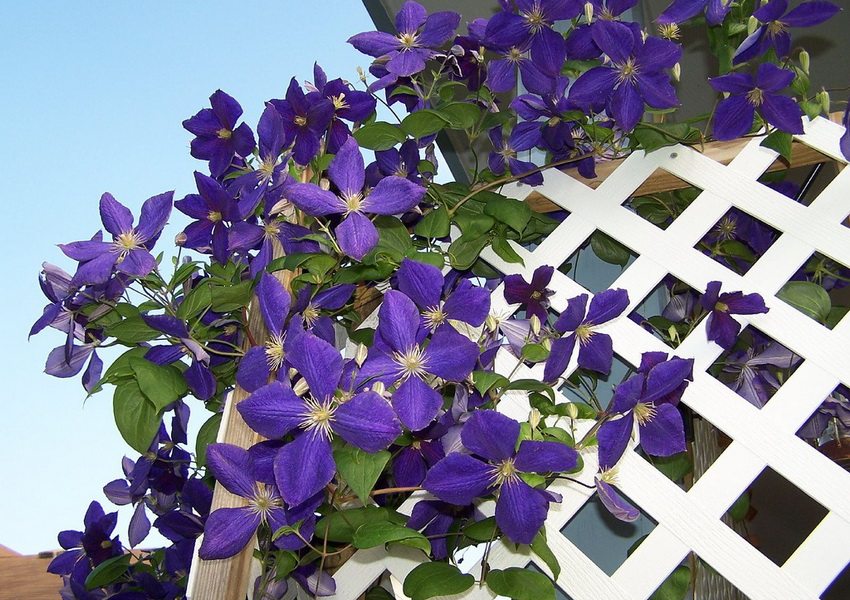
295;117;850;600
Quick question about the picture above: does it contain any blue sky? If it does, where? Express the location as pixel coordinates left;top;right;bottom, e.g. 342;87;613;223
0;0;383;554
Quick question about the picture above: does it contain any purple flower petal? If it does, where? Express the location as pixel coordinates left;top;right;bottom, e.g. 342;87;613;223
712;95;755;140
706;311;741;349
462;410;519;461
397;258;443;309
128;503;151;548
783;1;840;27
334;391;401;451
59;239;111;262
257;272;291;337
116;249;156;278
530;26;566;75
285;331;342;400
514;440;578;473
610;80;643;131
423;452;492;505
45;344;92;378
640;403;686;456
396;0;427;33
186;360;216;400
495;479;549;544
237;381;305;439
99;193;133;237
555;294;588;333
274;432;335;506
586;288;629;325
423;326;480;381
336;211;379;261
642;357;694;404
577;333;614;375
596;478;639;522
543;335;576;383
198;507;260;560
597;413;634;470
591;19;634;64
136;192;174;244
443;280;490;326
760;94;804;135
387;48;430;77
329;137;365;197
394;447;427;487
393;375;443;431
205;443;257;498
71;251;117;286
210;89;243;130
362;175;426;215
347;31;400;57
657;0;706;24
377;290;421;353
236;346;273;393
419;10;461;46
287;183;345;216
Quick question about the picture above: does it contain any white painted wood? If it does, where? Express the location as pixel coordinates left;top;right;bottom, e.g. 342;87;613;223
315;117;850;599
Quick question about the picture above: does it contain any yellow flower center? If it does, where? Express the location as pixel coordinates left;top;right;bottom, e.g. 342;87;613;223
343;192;363;213
746;88;764;107
633;402;657;426
658;23;680;40
332;93;349;111
300;397;337;438
259;158;276;178
575;323;595;345
393;345;429;380
523;6;546;33
423;305;447;331
265;333;286;370
248;484;283;522
398;32;418;49
294;115;307;127
714;301;729;313
303;304;320;327
263;221;281;238
617;58;639;83
208;210;223;223
492;458;518;486
508;47;524;63
216;128;232;140
766;20;788;37
114;231;142;252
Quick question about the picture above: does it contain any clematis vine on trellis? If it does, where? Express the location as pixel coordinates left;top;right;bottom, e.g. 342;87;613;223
32;0;848;598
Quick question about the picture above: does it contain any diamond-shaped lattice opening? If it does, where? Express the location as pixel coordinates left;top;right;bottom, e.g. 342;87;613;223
696;207;780;275
527;562;574;600
558;232;638;293
561;492;657;575
630;275;704;349
558;353;634;411
780;251;850;330
796;385;850;469
623;170;702;230
725;466;828;566
686;553;750;600
757;155;841;207
709;326;803;410
824;559;850;599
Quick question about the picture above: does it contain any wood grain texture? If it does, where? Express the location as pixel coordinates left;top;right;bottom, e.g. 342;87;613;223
0;550;62;600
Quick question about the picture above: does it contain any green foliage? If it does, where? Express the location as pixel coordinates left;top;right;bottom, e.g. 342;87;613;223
650;566;691;600
130;357;187;410
85;554;132;590
403;562;475;600
333;444;391;504
486;568;556;600
777;281;832;322
648;452;693;482
195;412;222;468
315;507;406;544
352;521;431;554
590;231;632;266
463;517;498;541
354;122;407;150
113;381;162;453
531;530;561;580
484;196;532;233
632;123;701;152
401;109;450;138
761;130;793;161
413;206;451;239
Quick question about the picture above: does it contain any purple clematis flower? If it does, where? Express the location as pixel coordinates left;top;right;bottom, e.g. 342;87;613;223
237;330;402;506
595;472;640;522
701;281;769;349
348;1;460;78
721;341;800;408
286;137;426;260
733;0;840;65
269;78;334;166
597;353;694;469
235;273;292;393
60;192;172;287
183;90;256;178
657;0;735;26
485;0;581;76
503;265;555;321
485;39;557;96
423;410;577;543
709;63;804;141
142;314;216;400
488;123;544;185
48;502;124;583
356;290;481;430
366;139;428;187
565;1;639;61
308;63;377;154
198;444;316;559
569;21;681;132
395;258;491;332
175;171;245;264
407;500;475;559
292;283;356;345
544;288;630;381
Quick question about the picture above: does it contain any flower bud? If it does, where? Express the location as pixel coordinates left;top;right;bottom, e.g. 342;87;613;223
356;66;367;82
354;343;369;367
672;63;681;82
529;408;542;429
293;377;310;396
371;381;386;396
319;177;330;191
530;314;541;336
541;337;552;351
747;15;759;36
584;1;594;23
799;49;810;75
485;314;499;332
565;403;579;420
818;89;831;114
175;232;187;246
451;44;465;57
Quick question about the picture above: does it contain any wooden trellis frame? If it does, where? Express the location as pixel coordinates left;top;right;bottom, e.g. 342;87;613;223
188;115;850;599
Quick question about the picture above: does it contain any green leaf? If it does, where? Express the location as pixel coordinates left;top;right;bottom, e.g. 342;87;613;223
354;122;407;150
521;343;550;363
590;231;631;266
130;358;188;411
303;254;338;278
648;452;692;482
491;236;524;265
448;234;489;270
316;507;406;543
455;211;495;236
437;102;480;130
649;565;691;600
210;280;254;312
531;530;561;580
401;109;450;139
352;521;431;554
778;281;831;322
365;587;396;600
633;123;700;152
484;196;532;233
106;317;161;344
113;381;162;453
177;281;213;320
506;378;555;400
486;568;556;600
403;562;475;600
463;516;498;541
472;370;509;395
369;216;414;263
85;554;132;590
93;347;150;391
273;550;299;579
195;412;222;467
761;130;793;161
728;491;750;521
333;445;391;503
413;205;451;239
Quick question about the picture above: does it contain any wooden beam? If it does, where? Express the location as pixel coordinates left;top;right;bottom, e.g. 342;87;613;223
527;116;845;214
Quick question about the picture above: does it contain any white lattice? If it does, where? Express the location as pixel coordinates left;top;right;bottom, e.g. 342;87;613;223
316;116;850;600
